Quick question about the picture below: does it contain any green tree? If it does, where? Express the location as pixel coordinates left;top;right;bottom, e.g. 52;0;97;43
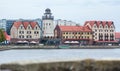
0;29;6;43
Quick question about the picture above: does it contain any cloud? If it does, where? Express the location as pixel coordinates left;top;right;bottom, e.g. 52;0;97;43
0;0;120;31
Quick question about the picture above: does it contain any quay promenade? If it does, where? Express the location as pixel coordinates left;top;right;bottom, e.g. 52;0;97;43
0;45;120;51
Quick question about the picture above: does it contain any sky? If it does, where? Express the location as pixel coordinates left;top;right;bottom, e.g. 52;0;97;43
0;0;120;31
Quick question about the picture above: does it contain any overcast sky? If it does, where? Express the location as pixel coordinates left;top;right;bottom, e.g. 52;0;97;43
0;0;120;31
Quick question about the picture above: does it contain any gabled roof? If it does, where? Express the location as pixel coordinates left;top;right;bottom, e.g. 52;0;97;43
12;21;39;29
84;21;95;27
58;26;92;32
30;22;37;29
84;20;114;28
14;21;22;29
115;32;120;39
22;22;29;29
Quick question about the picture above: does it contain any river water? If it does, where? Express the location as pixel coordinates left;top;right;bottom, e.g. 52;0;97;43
0;49;120;64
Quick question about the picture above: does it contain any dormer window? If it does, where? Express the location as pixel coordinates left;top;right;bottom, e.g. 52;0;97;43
36;27;37;30
106;25;108;28
28;26;30;29
111;26;113;28
94;25;97;28
21;26;23;29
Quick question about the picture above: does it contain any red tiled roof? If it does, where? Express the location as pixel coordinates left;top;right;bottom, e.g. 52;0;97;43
84;20;114;28
84;21;95;27
4;32;10;41
108;21;113;27
13;21;38;29
14;21;22;29
58;26;92;32
22;22;29;29
102;21;106;27
30;22;37;29
115;32;120;38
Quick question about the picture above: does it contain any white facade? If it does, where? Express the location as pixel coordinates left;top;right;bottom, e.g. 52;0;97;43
11;21;41;39
84;21;115;41
42;8;54;38
54;19;79;26
42;20;54;37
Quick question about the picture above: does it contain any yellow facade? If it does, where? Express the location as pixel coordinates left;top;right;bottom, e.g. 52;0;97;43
62;31;92;40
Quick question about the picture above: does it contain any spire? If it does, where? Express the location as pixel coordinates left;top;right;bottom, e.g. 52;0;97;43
45;8;51;14
42;8;54;20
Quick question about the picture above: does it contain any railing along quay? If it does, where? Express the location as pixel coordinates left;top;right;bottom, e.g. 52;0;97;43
0;45;120;51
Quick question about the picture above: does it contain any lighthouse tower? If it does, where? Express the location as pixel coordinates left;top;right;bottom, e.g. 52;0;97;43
42;8;54;38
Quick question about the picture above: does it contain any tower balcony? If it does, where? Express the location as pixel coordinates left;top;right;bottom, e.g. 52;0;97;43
42;16;54;20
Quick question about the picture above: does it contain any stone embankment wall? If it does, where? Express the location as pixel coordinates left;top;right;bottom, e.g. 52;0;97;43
0;45;120;51
1;59;120;71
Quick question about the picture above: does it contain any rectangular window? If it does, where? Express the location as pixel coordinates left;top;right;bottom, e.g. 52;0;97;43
95;37;97;39
66;36;68;39
87;37;89;39
76;36;77;39
81;36;83;39
22;36;24;38
66;32;68;34
37;31;39;34
27;31;31;34
30;36;32;38
19;31;21;34
19;35;21;38
75;32;77;34
21;26;23;29
87;32;89;35
34;31;36;34
26;35;32;38
22;31;24;34
95;33;97;35
95;30;97;32
28;26;30;29
26;36;28;38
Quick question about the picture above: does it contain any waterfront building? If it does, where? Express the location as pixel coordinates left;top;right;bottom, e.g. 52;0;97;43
84;21;115;45
54;25;93;45
115;32;120;44
0;19;7;31
10;21;41;44
54;19;79;26
5;19;42;35
42;8;54;38
6;20;17;35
